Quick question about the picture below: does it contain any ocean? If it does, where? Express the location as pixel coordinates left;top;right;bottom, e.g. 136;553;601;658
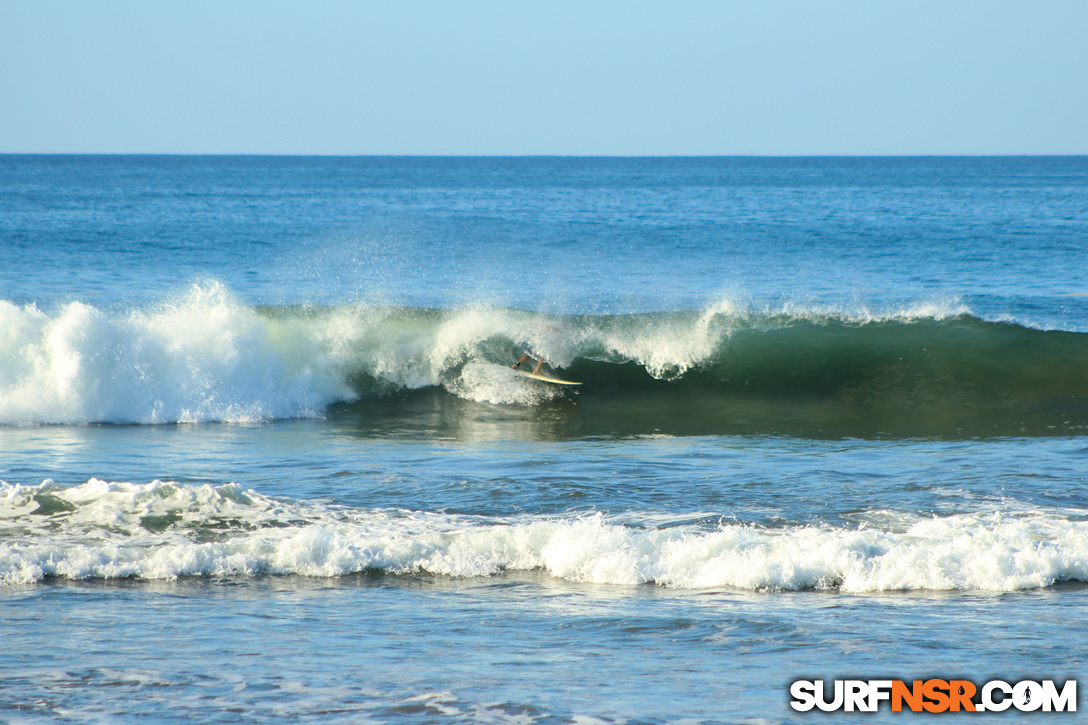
1;155;1087;723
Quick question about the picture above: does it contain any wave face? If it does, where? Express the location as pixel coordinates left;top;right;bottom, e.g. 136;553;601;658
3;283;1088;437
2;479;1085;592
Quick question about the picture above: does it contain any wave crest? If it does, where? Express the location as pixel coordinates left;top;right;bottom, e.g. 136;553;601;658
3;285;1086;436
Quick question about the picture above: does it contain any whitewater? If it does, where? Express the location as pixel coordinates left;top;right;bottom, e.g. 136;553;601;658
2;155;1087;724
3;478;1087;592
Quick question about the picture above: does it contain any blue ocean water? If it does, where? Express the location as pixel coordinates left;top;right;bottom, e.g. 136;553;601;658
2;156;1088;723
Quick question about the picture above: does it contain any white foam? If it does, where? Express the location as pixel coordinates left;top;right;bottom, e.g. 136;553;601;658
576;305;729;380
447;362;564;405
3;479;1086;592
0;282;354;424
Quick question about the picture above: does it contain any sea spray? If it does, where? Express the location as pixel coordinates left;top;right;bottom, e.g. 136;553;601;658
0;283;354;424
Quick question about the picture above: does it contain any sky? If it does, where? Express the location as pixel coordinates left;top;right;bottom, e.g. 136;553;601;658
1;0;1086;156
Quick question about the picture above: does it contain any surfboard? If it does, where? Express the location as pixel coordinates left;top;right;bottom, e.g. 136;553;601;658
515;370;582;386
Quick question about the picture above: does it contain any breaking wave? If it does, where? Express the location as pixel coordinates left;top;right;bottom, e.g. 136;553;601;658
2;281;1087;436
2;479;1086;592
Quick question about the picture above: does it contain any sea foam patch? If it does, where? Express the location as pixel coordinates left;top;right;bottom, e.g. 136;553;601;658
2;479;1086;592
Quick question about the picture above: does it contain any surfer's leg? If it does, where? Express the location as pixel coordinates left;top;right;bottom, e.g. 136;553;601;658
512;354;531;369
533;359;544;374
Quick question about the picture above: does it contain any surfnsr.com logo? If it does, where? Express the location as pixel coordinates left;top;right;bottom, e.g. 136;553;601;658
790;679;1077;713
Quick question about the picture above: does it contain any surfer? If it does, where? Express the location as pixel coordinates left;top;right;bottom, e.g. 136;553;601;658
512;321;566;377
509;327;581;386
511;353;546;375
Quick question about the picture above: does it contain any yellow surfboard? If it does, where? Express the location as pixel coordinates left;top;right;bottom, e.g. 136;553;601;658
515;370;582;386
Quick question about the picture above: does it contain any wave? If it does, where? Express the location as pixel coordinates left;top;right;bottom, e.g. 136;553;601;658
2;479;1086;592
2;282;1087;436
0;282;351;425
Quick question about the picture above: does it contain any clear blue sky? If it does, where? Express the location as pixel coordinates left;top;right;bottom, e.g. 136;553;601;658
2;0;1086;155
